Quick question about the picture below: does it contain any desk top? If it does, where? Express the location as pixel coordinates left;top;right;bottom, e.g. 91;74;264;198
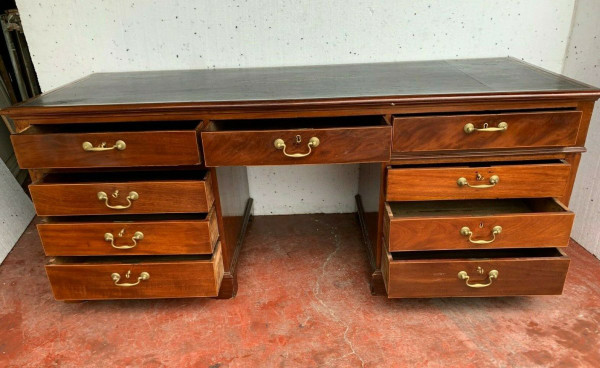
3;57;600;120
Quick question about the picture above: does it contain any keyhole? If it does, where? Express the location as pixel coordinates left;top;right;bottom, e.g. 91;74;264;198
125;270;131;279
112;190;120;198
295;135;302;144
118;228;125;237
479;222;484;228
476;266;485;275
483;123;489;129
476;173;484;181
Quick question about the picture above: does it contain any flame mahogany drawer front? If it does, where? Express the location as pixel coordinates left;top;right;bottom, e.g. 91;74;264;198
38;209;219;256
392;110;582;152
384;198;574;252
11;122;203;169
29;171;214;216
201;116;391;166
382;247;570;298
386;160;571;201
45;243;224;300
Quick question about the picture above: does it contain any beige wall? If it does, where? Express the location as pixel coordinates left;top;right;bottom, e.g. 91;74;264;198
563;0;600;258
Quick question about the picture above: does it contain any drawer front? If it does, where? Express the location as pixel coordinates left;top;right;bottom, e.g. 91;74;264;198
12;130;201;169
201;126;391;166
30;173;214;216
392;111;581;152
46;243;224;300
38;210;219;256
382;248;569;298
386;162;571;201
385;200;574;251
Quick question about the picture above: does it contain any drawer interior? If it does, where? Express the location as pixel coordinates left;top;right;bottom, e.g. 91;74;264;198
387;198;568;218
389;247;565;261
392;159;566;169
34;170;209;184
39;212;211;224
392;107;577;118
20;121;202;134
205;115;389;131
49;253;215;264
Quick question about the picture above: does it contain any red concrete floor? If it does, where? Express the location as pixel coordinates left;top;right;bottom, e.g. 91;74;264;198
1;214;600;367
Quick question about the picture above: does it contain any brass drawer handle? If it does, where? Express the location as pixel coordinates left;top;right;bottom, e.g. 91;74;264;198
82;140;126;151
274;137;320;158
460;226;502;244
458;270;498;288
104;230;144;249
97;190;138;210
457;175;499;188
464;122;508;134
111;271;150;287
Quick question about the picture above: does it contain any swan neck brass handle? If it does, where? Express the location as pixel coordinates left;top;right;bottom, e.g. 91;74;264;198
111;271;150;287
464;122;508;134
460;226;502;244
97;191;138;210
274;137;320;158
457;175;499;188
458;270;498;288
104;231;144;249
82;140;126;151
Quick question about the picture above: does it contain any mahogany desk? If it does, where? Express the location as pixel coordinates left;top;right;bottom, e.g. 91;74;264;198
2;57;599;300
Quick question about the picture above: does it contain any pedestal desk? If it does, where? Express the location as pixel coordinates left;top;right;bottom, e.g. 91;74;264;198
2;58;599;300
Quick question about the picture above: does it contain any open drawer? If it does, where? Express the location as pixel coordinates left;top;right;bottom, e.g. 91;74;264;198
46;243;224;300
201;116;391;166
11;121;203;169
29;171;214;216
387;160;571;201
382;247;570;298
384;198;574;251
38;209;219;256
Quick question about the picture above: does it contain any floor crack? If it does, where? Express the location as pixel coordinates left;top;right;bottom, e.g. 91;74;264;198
313;218;366;368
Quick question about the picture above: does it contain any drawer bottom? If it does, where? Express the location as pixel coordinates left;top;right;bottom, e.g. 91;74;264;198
382;246;569;298
46;242;224;300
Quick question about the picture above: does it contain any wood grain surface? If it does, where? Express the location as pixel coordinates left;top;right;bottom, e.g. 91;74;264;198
46;243;223;300
38;209;219;256
392;111;581;152
385;199;574;251
386;161;571;201
383;247;569;298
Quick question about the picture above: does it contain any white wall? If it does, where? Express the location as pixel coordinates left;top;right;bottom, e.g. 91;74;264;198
563;0;600;258
17;0;577;215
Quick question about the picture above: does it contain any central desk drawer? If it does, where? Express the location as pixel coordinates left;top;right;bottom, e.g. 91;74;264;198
392;110;581;152
201;116;391;166
385;198;574;251
386;160;571;201
29;171;214;216
11;121;202;169
382;247;570;298
38;209;219;256
45;243;224;300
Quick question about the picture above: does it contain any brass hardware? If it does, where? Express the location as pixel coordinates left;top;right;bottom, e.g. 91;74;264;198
457;175;499;188
295;135;302;144
274;137;320;158
97;191;138;210
464;122;508;134
460;225;502;244
104;230;144;249
476;266;485;275
82;140;126;151
111;271;150;287
458;269;499;288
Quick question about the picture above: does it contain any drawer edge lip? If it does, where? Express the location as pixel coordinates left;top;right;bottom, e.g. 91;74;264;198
390;147;586;162
4;90;600;121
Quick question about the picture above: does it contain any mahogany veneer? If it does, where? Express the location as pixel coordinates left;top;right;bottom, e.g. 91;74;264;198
2;57;599;300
